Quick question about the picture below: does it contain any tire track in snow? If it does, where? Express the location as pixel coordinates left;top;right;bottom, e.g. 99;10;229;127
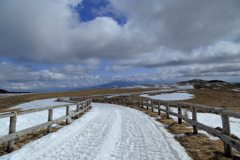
39;105;122;160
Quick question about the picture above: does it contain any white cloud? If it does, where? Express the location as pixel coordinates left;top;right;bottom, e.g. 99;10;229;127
1;0;239;65
106;41;240;70
156;64;240;81
1;0;240;91
51;58;101;75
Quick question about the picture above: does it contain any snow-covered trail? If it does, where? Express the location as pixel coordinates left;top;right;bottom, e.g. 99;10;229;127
2;103;191;160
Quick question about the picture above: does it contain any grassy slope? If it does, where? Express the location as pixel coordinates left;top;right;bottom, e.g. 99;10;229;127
0;88;157;112
181;89;240;113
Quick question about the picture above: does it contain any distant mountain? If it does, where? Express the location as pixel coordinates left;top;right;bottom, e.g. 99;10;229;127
0;89;9;93
73;81;138;90
180;79;225;84
0;89;32;94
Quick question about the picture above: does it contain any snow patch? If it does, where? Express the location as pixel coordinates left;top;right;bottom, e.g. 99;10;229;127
140;92;194;101
8;98;69;111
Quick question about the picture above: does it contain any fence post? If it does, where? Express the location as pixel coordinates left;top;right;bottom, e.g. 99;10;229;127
158;101;161;115
192;106;198;134
138;99;140;107
7;113;17;152
146;100;148;110
142;99;144;108
75;103;80;118
47;108;53;133
79;103;82;110
221;113;232;158
166;102;170;119
151;99;154;112
66;105;70;125
132;99;134;106
178;104;182;124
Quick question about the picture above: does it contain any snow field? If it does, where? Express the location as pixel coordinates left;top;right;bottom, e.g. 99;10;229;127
0;99;74;137
140;92;194;101
124;84;194;90
0;93;33;98
1;103;192;160
150;106;240;140
9;98;70;111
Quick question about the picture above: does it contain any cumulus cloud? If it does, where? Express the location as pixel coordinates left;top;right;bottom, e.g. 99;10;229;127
1;0;240;91
0;62;67;82
156;64;240;81
50;58;101;75
0;0;124;64
1;0;239;65
106;41;240;71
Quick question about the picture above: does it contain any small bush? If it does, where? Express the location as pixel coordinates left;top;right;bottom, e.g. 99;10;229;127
194;83;206;89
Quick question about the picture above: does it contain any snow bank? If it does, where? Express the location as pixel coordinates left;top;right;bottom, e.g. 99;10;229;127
8;98;70;111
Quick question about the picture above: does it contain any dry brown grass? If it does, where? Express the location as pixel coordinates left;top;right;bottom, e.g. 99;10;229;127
0;88;157;112
181;89;240;113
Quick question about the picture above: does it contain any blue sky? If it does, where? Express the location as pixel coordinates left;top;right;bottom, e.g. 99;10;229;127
0;0;240;92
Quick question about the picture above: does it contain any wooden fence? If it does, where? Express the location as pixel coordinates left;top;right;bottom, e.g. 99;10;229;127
0;99;92;152
59;89;183;102
94;97;240;158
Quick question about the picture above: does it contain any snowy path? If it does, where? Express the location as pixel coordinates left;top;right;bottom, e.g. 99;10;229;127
2;103;191;160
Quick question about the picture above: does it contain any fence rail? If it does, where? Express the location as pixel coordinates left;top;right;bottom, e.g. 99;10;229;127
94;97;240;158
0;99;92;152
58;89;187;102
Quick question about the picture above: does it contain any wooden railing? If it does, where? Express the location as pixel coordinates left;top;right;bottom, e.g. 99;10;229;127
95;97;240;158
58;89;179;102
0;99;92;152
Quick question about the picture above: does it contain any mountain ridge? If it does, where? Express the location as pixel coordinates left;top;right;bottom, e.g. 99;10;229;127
72;81;138;90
